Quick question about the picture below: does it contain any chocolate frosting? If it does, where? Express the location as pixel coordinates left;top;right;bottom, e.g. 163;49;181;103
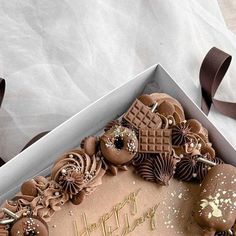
175;153;224;182
175;154;200;182
2;177;69;222
51;149;105;200
137;153;175;186
132;153;150;166
172;122;191;146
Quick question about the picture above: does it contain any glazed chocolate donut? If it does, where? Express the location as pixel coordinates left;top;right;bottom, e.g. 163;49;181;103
10;215;49;236
100;126;138;165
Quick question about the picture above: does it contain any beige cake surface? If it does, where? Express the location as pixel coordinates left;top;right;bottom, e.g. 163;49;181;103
48;167;203;236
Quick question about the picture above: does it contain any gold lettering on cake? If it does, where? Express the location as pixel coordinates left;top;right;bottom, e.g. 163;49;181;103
73;189;158;236
122;204;158;236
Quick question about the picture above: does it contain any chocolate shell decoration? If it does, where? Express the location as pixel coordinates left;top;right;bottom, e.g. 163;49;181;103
137;153;175;186
172;121;191;146
51;149;105;203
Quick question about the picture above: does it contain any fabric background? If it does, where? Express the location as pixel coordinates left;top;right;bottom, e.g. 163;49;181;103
0;0;235;161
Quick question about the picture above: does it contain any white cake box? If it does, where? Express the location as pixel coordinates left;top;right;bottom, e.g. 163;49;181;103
0;64;235;203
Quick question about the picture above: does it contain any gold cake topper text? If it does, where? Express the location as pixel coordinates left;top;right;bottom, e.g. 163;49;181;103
73;189;159;236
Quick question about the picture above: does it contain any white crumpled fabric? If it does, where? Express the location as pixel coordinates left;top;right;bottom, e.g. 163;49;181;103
0;0;235;161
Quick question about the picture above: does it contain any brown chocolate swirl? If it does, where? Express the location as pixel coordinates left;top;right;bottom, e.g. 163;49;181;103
51;149;105;200
1;177;69;222
175;154;198;181
58;170;83;196
137;153;175;186
175;154;224;182
172;122;191;145
132;153;151;166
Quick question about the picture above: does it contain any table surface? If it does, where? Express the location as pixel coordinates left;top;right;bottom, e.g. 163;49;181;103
218;0;236;33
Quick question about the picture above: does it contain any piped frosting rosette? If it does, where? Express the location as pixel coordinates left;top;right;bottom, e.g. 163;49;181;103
51;149;105;205
1;176;69;223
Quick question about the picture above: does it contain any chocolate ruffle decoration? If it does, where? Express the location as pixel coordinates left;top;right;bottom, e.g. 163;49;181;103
2;177;69;223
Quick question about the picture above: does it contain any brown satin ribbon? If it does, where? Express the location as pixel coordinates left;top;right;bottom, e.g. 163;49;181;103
21;131;50;152
0;77;49;166
200;47;236;118
0;78;5;167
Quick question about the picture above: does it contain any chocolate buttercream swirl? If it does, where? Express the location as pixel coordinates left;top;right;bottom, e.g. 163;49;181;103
175;154;224;182
137;158;156;182
2;177;69;222
172;122;191;146
51;149;105;199
31;180;69;222
58;170;83;195
175;154;198;181
137;153;175;186
132;153;151;166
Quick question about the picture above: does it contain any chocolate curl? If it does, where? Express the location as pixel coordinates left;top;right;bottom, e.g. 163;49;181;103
200;47;236;119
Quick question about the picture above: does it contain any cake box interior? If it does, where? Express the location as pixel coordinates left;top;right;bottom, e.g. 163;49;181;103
0;64;235;203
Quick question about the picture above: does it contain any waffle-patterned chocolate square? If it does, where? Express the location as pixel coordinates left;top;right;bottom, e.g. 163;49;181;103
139;128;172;153
123;99;162;130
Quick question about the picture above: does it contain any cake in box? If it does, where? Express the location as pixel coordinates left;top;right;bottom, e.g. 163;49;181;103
0;65;235;236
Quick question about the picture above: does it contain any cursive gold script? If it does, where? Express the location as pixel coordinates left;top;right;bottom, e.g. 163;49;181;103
73;189;158;236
